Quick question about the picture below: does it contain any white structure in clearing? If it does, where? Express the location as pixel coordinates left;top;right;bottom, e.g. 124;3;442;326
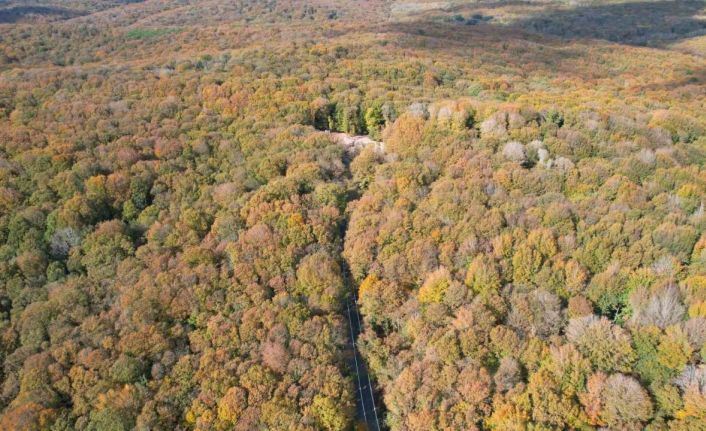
328;132;385;155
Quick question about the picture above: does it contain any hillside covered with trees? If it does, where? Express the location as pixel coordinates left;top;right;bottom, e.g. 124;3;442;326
1;0;706;430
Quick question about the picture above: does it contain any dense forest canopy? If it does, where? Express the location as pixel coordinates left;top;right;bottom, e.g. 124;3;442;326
1;0;706;430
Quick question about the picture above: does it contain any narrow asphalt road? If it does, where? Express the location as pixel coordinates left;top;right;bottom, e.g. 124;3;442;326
337;133;384;431
346;299;382;431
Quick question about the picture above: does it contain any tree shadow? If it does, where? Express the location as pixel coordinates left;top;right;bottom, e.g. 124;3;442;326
634;65;706;93
370;10;706;97
513;0;706;47
376;18;605;82
0;6;85;23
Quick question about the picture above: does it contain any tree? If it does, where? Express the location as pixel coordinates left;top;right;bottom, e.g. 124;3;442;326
109;354;145;384
526;344;591;429
295;251;345;313
364;102;386;138
79;220;134;279
418;268;452;304
502;141;526;164
507;289;563;339
511;244;542;286
630;285;686;329
311;395;348;431
494;357;522;393
579;372;606;426
565;315;636;372
600;374;653;430
261;341;290;374
465;254;501;296
657;326;693;373
217;386;247;424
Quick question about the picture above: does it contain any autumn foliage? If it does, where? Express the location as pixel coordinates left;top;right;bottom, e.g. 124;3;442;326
1;0;706;430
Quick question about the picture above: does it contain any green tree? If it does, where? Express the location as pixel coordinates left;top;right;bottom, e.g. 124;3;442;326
465;254;501;296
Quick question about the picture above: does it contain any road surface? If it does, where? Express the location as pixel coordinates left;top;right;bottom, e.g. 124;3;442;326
346;299;382;431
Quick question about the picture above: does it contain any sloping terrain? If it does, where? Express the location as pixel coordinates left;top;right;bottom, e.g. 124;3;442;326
0;1;705;430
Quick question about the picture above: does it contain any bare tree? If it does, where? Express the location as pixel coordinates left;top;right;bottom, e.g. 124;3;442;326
630;285;685;329
494;356;522;393
674;364;706;395
502;141;526;163
601;374;653;428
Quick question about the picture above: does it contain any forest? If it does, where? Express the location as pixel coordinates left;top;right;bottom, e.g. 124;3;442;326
0;0;705;430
